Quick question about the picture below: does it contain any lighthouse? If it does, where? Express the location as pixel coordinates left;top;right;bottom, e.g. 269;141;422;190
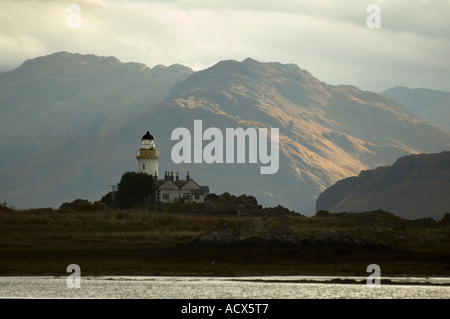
136;131;159;178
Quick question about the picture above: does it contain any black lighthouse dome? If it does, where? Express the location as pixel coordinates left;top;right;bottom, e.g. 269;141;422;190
142;131;155;140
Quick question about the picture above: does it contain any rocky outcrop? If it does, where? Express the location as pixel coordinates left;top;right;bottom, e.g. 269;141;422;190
190;217;302;246
59;199;104;211
316;151;450;220
204;193;299;217
189;217;385;252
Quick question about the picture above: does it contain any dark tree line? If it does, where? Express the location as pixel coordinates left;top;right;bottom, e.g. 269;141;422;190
101;172;155;209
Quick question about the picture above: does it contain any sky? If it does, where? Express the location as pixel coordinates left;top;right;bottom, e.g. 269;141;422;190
0;0;449;92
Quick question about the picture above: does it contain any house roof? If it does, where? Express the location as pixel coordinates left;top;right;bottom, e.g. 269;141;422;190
155;179;178;190
154;178;204;191
180;179;202;190
154;180;167;188
174;180;188;188
201;186;210;193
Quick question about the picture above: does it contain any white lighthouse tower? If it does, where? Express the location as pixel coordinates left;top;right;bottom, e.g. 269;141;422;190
136;131;159;178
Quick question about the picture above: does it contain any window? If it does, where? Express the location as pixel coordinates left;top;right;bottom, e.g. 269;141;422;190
143;164;145;170
194;195;200;200
162;193;169;199
183;193;189;200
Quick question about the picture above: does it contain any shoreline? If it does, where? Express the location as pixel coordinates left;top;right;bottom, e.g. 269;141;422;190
1;274;450;287
1;209;450;280
2;241;450;278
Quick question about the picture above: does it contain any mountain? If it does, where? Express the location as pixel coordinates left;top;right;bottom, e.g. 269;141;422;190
316;151;450;220
382;86;450;132
1;54;450;217
0;51;193;168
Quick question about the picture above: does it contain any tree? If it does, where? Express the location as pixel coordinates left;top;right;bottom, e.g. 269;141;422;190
100;191;115;208
115;172;155;209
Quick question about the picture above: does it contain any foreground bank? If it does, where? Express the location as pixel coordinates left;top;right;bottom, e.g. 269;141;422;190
0;203;449;277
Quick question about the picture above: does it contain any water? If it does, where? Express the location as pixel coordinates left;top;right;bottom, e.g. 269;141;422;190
0;276;449;299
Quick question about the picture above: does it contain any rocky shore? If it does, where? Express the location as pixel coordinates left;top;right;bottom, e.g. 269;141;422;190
1;201;449;277
189;217;385;252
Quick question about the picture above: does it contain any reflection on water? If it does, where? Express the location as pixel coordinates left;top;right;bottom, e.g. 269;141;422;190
0;276;449;299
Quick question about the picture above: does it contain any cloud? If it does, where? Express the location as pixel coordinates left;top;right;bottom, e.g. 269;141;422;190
0;0;449;92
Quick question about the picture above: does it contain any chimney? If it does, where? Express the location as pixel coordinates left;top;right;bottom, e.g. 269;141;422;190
170;171;174;182
186;171;190;181
176;172;179;181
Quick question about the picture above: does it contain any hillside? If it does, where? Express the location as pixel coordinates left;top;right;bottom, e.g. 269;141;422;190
2;53;450;217
316;151;450;220
0;51;193;168
382;86;450;132
110;58;450;215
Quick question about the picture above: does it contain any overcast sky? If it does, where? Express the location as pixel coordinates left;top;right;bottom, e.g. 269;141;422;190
0;0;449;92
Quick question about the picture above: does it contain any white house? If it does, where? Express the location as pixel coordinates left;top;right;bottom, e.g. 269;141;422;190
136;131;209;204
154;171;209;204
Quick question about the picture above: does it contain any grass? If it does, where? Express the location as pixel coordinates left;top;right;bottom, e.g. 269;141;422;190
0;207;244;244
1;205;449;277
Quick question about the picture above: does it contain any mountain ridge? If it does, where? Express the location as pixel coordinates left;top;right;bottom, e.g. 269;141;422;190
316;151;450;220
382;86;450;132
0;51;193;167
1;53;450;218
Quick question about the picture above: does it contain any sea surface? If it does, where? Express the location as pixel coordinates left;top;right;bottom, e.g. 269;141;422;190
0;276;449;299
